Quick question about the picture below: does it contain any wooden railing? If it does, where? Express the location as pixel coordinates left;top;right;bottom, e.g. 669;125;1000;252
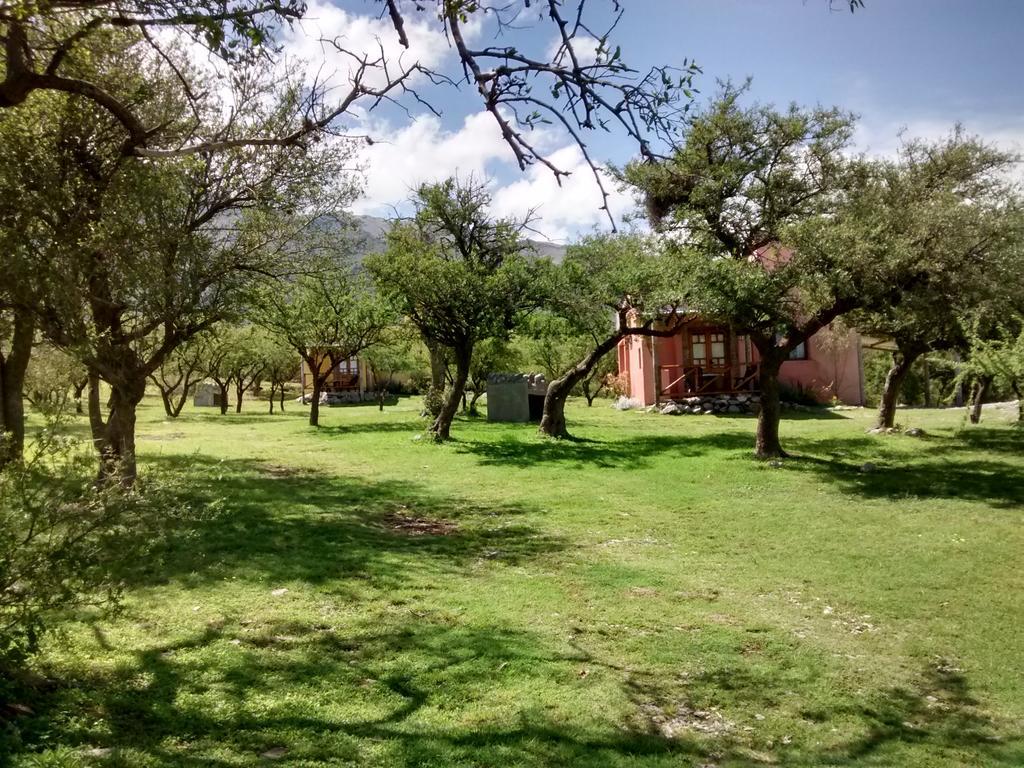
657;364;759;400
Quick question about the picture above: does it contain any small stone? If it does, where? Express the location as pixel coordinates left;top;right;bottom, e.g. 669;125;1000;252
261;747;288;760
859;462;877;473
727;405;741;413
80;747;114;758
769;459;783;468
754;713;765;721
270;588;288;597
905;427;926;437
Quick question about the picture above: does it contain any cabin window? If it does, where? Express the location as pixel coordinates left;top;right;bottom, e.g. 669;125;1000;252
710;333;726;366
691;333;706;363
789;342;808;360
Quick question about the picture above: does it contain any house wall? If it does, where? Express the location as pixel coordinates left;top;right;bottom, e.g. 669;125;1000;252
618;335;656;404
618;324;865;407
772;329;864;405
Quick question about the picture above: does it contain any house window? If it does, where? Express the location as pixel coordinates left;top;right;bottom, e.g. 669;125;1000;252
789;341;808;360
691;333;706;364
710;333;726;366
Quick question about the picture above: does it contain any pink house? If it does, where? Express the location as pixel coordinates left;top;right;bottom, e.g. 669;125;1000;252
617;318;866;406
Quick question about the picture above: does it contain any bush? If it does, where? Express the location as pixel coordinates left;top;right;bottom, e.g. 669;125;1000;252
0;425;211;676
778;381;821;406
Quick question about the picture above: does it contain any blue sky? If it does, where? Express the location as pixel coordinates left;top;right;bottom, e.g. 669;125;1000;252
296;1;1024;240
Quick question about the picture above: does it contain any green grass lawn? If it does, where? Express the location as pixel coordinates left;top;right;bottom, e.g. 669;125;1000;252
8;396;1024;767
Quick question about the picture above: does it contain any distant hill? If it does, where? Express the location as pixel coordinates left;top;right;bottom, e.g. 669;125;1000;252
338;214;566;263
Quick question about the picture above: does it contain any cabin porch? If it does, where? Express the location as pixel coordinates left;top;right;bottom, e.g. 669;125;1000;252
655;325;759;404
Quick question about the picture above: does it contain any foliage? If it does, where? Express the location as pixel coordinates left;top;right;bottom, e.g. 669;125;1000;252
257;240;395;425
1;0;701;208
367;178;545;439
360;325;418;396
22;345;86;415
0;422;210;676
0;35;356;479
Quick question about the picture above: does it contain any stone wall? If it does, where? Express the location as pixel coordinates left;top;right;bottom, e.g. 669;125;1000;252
658;393;759;415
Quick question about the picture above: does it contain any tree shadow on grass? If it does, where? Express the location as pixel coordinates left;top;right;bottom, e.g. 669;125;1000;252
129;453;566;594
621;654;1021;767
774;434;1024;512
932;425;1024;458
15;616;1022;767
452;431;755;470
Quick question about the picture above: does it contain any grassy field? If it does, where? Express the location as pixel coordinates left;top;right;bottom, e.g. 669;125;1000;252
8;395;1024;767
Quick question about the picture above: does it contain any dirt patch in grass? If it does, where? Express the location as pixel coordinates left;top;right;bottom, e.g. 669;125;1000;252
258;463;311;478
383;509;458;536
638;700;735;738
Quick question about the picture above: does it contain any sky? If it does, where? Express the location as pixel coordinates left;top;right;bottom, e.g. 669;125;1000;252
280;0;1024;242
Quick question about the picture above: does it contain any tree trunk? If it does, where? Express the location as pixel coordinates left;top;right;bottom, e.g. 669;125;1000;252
310;375;323;426
1012;380;1023;423
428;343;446;391
171;386;189;417
73;378;88;416
754;353;786;459
969;375;993;424
269;383;276;414
876;349;920;430
378;389;386;411
922;358;932;408
0;310;34;467
468;387;484;415
540;333;621;439
582;372;605;406
430;346;471;441
214;379;230;415
87;373;105;447
95;377;146;486
159;387;176;419
279;386;285;412
235;379;244;413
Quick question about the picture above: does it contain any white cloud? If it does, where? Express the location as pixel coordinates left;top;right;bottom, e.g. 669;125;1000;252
351;111;511;215
281;1;453;94
276;5;635;241
854;114;1024;159
491;145;634;243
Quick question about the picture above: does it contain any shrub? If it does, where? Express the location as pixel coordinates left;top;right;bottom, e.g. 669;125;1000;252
778;381;821;407
0;425;211;676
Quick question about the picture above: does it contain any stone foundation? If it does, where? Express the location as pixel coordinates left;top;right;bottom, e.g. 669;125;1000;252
658;393;759;415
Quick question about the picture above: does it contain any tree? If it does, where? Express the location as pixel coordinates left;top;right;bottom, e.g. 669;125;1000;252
220;327;268;414
535;234;691;439
263;339;299;414
367;178;544;441
849;132;1021;430
0;36;355;484
258;254;395;427
1;0;702;210
522;314;618;407
622;88;924;457
958;311;1024;424
148;333;211;418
